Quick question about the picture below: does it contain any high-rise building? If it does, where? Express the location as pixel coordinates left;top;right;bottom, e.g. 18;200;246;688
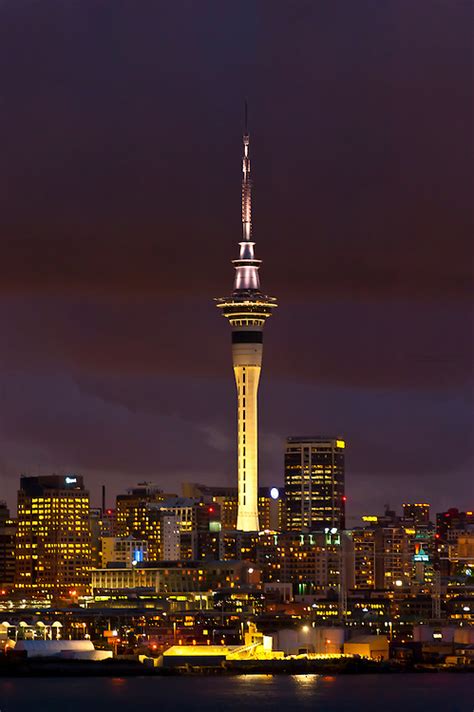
255;530;351;597
15;475;91;597
348;528;376;590
89;507;119;568
182;483;238;530
373;526;412;590
89;507;103;569
147;497;221;561
116;485;176;558
436;508;474;541
0;501;9;526
284;437;346;531
258;487;282;531
403;503;431;525
0;502;16;590
161;514;181;560
215;111;277;531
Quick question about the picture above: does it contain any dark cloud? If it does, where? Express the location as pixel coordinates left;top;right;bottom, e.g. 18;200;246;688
0;1;472;515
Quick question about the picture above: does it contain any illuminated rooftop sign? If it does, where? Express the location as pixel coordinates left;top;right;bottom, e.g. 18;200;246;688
413;544;429;563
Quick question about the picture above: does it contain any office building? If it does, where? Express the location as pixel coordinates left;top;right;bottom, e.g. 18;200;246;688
436;509;474;541
256;530;351;597
182;483;238;530
403;503;431;525
116;485;176;559
101;536;148;568
348;528;376;590
373;526;412;590
285;437;346;531
0;503;16;590
15;475;91;596
147;497;221;561
91;560;257;598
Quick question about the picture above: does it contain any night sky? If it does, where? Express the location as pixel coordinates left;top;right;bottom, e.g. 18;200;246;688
0;2;472;522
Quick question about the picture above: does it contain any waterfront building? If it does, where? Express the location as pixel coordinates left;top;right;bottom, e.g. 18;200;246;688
15;474;91;596
215;113;277;531
284;437;346;531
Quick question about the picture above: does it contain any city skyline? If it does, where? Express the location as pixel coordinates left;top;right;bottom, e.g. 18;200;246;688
0;2;472;517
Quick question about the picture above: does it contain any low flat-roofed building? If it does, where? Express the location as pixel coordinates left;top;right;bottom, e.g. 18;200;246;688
344;635;389;660
14;639;112;660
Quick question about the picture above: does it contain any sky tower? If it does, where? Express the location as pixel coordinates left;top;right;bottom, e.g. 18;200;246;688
216;109;277;531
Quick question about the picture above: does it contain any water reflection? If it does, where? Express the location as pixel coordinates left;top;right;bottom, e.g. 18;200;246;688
291;674;320;686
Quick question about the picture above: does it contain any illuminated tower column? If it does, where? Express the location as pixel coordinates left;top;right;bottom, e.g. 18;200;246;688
216;112;277;531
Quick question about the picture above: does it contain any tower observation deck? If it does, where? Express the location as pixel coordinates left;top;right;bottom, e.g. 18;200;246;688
215;112;277;531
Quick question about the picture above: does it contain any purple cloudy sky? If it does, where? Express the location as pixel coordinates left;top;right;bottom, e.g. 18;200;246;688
0;1;472;522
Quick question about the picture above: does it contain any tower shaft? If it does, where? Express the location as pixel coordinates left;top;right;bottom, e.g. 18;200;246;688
233;337;262;530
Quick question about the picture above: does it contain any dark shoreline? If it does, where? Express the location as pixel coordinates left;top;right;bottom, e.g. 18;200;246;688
0;658;472;677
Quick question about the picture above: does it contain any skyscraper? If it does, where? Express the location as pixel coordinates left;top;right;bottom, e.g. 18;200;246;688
216;111;277;532
285;437;346;531
15;475;91;597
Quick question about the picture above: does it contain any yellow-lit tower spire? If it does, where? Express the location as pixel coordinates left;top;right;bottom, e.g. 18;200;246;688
216;107;277;531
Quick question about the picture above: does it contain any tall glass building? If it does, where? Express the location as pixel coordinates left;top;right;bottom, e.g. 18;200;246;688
285;437;346;531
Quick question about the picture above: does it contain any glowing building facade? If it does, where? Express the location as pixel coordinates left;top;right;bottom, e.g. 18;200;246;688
15;475;91;596
216;117;276;531
285;437;346;531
